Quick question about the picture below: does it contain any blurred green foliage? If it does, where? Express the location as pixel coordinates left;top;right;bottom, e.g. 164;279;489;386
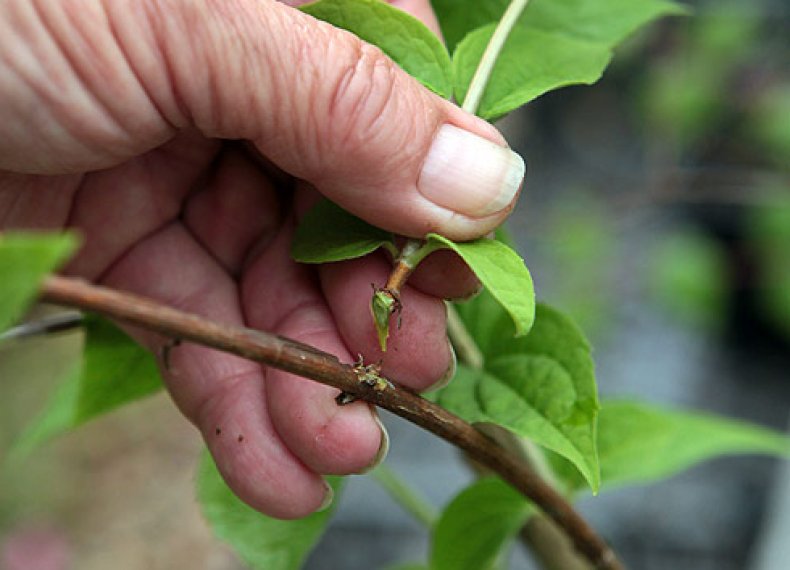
747;192;790;338
751;85;790;169
650;227;728;331
540;194;617;336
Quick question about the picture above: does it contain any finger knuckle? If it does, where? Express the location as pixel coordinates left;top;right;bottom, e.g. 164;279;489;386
324;39;399;152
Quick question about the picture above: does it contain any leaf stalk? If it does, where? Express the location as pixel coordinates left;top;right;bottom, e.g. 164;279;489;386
370;464;439;528
461;0;531;115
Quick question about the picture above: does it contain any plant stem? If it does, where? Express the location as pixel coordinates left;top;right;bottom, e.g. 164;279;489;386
385;239;441;294
39;274;622;570
461;0;531;115
0;311;82;341
384;0;531;293
521;517;594;570
370;464;438;528
445;303;484;370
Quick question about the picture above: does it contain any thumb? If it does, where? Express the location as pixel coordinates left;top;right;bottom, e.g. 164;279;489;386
256;4;526;241
152;0;524;240
0;0;524;240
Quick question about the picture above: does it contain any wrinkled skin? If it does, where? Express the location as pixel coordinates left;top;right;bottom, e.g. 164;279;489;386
0;0;514;518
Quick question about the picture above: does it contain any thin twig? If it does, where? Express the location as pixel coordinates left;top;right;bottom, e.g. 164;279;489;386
39;274;622;570
0;311;83;342
384;260;414;294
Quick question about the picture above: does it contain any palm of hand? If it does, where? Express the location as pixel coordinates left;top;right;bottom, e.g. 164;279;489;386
1;131;459;517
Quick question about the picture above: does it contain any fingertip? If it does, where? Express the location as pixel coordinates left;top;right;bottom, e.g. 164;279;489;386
408;248;482;300
199;385;329;519
417;123;525;232
266;366;383;476
357;406;390;473
320;255;453;392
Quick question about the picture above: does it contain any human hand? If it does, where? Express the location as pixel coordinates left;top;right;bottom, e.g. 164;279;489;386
0;0;525;517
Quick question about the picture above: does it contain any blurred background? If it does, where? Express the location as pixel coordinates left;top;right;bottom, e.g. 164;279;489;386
1;0;789;568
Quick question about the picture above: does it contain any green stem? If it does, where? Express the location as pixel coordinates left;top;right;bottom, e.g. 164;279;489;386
461;0;531;115
386;1;531;291
370;464;439;528
446;303;484;370
400;239;442;269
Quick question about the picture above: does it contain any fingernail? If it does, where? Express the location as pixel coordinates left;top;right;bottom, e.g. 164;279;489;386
358;407;390;474
419;124;525;218
449;279;484;302
317;480;334;512
429;339;456;392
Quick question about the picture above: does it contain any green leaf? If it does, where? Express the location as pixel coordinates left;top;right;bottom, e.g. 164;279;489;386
431;478;533;570
197;450;340;570
446;0;687;120
427;234;535;336
301;0;453;98
13;316;163;454
433;0;686;53
522;0;688;45
0;233;77;332
10;362;82;457
553;401;790;492
453;25;612;120
438;303;600;492
73;316;163;420
383;564;430;570
292;200;396;264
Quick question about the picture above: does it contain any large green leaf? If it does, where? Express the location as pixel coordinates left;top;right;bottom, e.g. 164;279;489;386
14;316;163;454
427;234;535;336
453;25;611;120
523;0;688;45
197;450;340;570
433;0;685;53
0;233;77;332
552;400;790;492
444;0;686;119
302;0;453;98
438;303;600;492
431;478;533;570
292;199;396;264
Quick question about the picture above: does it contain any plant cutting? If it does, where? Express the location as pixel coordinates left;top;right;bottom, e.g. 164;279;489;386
1;1;788;569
